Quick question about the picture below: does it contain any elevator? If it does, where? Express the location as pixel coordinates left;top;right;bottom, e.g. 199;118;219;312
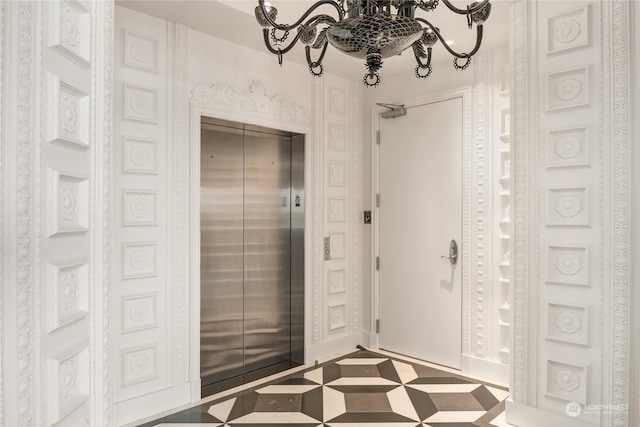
200;117;305;397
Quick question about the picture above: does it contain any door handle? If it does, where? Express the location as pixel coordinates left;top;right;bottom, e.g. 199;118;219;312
441;239;458;265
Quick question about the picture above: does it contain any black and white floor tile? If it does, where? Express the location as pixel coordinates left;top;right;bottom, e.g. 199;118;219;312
143;349;509;427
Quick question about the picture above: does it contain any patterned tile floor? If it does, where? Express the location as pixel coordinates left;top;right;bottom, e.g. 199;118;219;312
141;349;509;427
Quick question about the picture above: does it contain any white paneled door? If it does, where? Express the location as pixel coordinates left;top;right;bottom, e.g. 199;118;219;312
378;97;463;370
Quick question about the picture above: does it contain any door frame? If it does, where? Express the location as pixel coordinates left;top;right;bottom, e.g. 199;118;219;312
188;88;315;402
370;86;472;357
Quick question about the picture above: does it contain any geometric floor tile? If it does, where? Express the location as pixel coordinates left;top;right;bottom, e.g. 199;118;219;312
141;348;509;427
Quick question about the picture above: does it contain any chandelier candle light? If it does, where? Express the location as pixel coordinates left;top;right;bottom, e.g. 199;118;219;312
255;0;492;87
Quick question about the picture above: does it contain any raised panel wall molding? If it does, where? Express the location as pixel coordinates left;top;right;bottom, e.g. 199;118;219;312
122;190;158;226
47;73;90;150
47;0;91;68
509;1;632;425
1;1;113;425
546;5;591;56
46;341;90;425
123;137;159;174
122;292;158;333
320;77;360;344
122;344;159;386
123;29;159;72
47;259;89;332
123;83;159;123
113;9;169;412
47;168;90;236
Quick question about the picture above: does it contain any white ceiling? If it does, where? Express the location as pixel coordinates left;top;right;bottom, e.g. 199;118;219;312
116;0;515;81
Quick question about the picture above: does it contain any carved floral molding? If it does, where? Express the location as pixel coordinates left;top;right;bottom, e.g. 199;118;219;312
191;80;310;126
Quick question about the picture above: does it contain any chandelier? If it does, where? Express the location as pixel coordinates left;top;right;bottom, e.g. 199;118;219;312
255;0;492;87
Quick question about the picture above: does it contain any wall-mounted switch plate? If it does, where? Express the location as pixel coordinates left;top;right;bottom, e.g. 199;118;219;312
324;237;331;260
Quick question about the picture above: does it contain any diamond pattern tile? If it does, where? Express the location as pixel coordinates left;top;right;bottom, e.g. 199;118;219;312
144;349;509;427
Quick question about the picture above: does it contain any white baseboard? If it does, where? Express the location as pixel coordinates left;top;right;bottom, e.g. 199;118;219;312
460;354;509;387
115;382;191;427
190;378;202;402
306;332;365;363
505;399;594;427
364;331;378;348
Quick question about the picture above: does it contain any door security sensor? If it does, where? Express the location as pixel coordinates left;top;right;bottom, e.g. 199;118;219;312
377;103;407;119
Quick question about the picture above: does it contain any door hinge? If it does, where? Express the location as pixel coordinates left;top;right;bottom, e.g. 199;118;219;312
376;130;381;145
376;319;380;333
376;193;380;208
376;256;380;270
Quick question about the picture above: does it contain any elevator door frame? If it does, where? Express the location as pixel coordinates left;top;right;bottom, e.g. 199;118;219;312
189;105;313;401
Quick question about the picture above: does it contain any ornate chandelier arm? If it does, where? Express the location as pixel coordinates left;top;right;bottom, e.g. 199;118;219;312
412;42;432;67
415;18;484;58
305;14;338;28
257;0;344;31
262;28;304;56
261;14;335;55
412;40;433;78
305;42;330;76
440;0;490;15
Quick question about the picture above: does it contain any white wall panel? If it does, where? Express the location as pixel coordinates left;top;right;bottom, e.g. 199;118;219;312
312;74;362;350
1;1;113;425
508;1;633;426
113;6;174;418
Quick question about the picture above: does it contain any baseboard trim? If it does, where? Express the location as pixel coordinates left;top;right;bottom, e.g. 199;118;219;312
115;382;191;427
306;332;365;363
505;399;594;427
364;331;378;348
460;354;509;387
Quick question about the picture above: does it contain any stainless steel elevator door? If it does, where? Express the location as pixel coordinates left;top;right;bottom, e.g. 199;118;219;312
200;125;245;386
200;118;304;396
243;129;292;373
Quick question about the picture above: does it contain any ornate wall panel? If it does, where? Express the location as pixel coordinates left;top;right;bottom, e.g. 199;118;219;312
47;0;91;68
509;1;632;426
1;1;113;425
47;73;90;150
112;7;172;413
47;259;89;332
46;341;90;425
317;76;361;343
495;50;512;368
